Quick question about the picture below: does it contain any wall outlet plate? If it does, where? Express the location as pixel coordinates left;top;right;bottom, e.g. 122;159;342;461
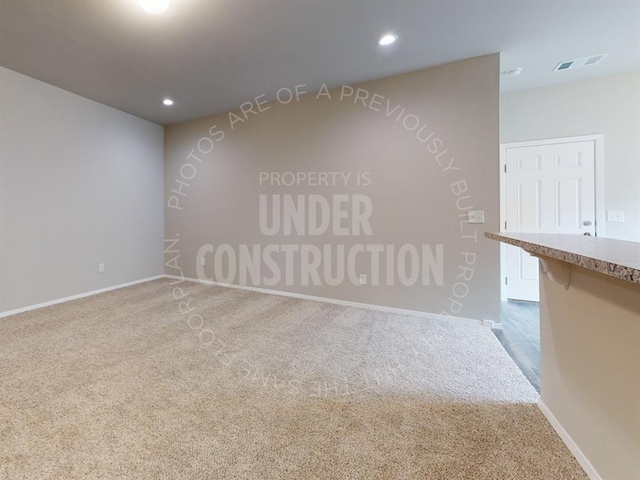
607;211;625;223
359;274;367;285
98;263;105;273
468;210;485;224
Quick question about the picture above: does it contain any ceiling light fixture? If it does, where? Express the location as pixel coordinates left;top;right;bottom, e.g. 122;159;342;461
140;0;171;14
501;67;523;77
377;33;398;46
163;98;174;106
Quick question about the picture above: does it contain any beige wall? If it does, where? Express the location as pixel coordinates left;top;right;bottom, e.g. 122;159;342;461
164;54;500;321
501;71;640;242
539;264;640;480
0;66;164;314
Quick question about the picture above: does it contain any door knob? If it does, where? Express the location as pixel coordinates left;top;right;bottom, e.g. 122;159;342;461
583;220;592;226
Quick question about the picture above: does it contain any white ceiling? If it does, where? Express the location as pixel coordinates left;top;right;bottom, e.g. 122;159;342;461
1;0;638;126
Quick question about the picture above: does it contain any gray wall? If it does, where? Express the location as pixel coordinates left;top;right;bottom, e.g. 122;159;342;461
0;66;165;314
165;54;500;322
501;70;640;242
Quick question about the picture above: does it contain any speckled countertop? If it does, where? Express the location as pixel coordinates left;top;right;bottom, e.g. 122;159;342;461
485;232;640;284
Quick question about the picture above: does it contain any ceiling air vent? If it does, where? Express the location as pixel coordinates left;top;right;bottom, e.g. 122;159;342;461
553;54;608;72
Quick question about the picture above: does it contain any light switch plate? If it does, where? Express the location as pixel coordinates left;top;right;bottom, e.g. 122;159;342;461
607;211;625;223
467;211;485;224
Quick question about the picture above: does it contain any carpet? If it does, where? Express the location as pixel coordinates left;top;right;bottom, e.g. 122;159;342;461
0;279;588;479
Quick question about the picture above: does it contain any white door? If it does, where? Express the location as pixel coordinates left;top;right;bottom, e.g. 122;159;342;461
503;140;596;301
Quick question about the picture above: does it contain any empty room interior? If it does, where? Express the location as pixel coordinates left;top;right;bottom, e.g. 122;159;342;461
1;1;639;479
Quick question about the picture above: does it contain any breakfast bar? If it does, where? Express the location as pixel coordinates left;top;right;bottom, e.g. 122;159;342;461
486;232;640;480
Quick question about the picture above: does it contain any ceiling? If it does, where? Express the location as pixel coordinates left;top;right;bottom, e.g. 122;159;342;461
1;0;638;126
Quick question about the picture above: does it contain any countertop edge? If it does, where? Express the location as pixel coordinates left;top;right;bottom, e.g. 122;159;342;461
485;232;640;285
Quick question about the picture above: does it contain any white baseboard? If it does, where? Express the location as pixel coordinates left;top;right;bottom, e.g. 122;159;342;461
164;274;486;327
483;319;503;330
1;272;487;329
0;275;165;319
538;399;602;480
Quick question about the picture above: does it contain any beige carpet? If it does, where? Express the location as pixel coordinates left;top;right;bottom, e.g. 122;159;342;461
1;279;587;479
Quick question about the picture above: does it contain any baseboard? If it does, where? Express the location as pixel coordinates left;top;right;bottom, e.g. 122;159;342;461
164;274;486;327
537;399;602;480
0;272;487;328
0;275;165;319
483;319;503;330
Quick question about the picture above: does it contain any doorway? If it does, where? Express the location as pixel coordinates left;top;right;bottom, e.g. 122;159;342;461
499;135;604;302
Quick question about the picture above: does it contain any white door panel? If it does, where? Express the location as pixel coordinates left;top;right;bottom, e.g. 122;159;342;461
517;179;541;229
506;245;539;301
504;140;596;302
555;178;581;229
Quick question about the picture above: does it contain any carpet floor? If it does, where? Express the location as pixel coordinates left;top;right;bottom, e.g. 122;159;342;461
0;279;587;479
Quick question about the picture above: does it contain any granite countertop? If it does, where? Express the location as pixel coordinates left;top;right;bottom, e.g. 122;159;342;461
485;232;640;284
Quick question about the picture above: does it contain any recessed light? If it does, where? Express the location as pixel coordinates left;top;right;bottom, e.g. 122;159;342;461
140;0;171;14
163;98;174;106
501;67;523;77
377;33;398;46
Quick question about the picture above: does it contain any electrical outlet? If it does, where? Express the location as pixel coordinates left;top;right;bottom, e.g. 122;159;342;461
607;211;625;223
468;210;485;224
98;263;105;273
200;257;206;266
359;274;367;285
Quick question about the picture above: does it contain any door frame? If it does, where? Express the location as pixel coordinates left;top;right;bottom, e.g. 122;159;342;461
499;134;605;301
